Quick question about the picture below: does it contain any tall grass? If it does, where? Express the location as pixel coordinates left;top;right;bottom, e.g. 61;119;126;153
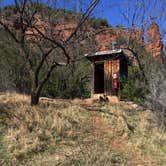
0;93;91;164
0;92;166;165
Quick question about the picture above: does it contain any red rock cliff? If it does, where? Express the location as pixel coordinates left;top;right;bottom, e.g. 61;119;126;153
13;13;163;62
145;23;163;62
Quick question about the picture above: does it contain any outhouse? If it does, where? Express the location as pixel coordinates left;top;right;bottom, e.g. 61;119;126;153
85;49;129;97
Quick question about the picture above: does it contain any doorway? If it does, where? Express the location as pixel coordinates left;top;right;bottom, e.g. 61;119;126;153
94;63;104;93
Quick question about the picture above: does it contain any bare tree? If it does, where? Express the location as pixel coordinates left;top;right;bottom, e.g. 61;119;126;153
0;0;100;105
114;0;166;83
114;0;166;128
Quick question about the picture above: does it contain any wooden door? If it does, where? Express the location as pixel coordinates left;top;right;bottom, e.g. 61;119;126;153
104;60;119;95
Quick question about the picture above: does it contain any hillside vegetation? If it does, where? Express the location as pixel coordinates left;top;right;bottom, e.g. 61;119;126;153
0;93;165;165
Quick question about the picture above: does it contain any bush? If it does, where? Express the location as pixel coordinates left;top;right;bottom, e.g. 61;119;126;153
89;18;109;29
2;5;17;16
42;60;91;99
119;66;147;102
0;31;31;93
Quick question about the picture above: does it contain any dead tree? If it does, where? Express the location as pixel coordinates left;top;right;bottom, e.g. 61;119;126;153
0;0;100;105
115;0;166;83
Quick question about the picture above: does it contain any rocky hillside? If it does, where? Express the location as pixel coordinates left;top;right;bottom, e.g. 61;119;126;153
30;14;164;62
1;5;163;62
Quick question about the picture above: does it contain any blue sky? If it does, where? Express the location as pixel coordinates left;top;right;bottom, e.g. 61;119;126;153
1;0;166;45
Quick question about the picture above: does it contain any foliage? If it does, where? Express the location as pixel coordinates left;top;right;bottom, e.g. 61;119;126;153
119;66;147;102
89;18;109;29
0;52;91;99
0;30;31;93
115;34;154;103
0;28;91;98
42;60;91;99
1;5;16;16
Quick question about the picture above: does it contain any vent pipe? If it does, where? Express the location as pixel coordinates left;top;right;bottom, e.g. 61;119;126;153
112;41;117;50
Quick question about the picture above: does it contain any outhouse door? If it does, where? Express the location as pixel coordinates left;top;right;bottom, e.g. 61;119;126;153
93;59;120;95
104;60;119;95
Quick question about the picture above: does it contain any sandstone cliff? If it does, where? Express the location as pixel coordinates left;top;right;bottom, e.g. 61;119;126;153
145;23;163;62
4;12;163;62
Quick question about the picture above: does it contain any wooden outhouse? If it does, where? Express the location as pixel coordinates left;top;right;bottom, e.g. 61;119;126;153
85;49;129;97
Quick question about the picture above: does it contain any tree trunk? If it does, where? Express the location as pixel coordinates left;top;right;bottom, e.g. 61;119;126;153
30;64;57;106
31;91;39;106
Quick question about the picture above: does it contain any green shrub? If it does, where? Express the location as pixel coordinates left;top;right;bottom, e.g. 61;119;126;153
2;5;17;16
42;60;91;99
119;66;147;102
89;18;109;29
0;30;31;93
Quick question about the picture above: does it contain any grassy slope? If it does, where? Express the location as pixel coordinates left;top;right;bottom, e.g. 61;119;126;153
0;93;166;165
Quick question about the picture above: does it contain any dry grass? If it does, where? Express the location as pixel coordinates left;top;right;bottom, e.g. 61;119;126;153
0;92;166;165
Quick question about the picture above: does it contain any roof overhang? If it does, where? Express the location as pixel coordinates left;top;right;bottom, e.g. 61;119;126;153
85;49;126;62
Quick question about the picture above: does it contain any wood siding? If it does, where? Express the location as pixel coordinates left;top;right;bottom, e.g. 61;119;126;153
104;60;119;95
104;60;111;94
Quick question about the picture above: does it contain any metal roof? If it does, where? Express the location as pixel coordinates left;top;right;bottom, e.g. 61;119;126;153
85;49;123;58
